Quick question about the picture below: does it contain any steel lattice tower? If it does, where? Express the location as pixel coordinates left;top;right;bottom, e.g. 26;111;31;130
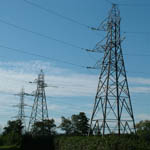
14;88;28;129
89;4;136;135
28;70;49;131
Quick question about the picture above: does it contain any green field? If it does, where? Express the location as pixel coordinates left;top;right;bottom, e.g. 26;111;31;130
0;145;19;150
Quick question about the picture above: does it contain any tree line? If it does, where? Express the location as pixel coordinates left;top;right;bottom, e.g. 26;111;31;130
0;112;150;149
0;112;89;146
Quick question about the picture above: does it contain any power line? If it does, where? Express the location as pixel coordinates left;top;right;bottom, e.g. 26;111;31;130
95;28;150;35
105;0;150;7
125;31;150;35
0;17;101;66
119;3;150;7
0;11;149;51
124;53;150;57
105;0;114;5
1;43;150;71
0;44;86;68
0;90;92;110
23;0;92;29
0;18;87;51
127;71;150;75
1;41;150;73
94;25;150;35
21;0;150;35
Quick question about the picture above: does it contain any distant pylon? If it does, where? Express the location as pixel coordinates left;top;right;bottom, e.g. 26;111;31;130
14;88;28;130
28;70;49;132
89;4;136;135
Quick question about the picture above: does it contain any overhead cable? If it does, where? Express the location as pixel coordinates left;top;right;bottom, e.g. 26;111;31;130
0;44;86;68
0;18;87;51
124;31;150;35
23;0;93;29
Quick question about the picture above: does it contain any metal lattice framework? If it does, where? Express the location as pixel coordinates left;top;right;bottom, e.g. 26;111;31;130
28;70;49;131
14;88;28;129
89;4;136;135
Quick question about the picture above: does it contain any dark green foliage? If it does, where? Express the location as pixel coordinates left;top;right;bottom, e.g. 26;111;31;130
0;134;150;150
54;135;150;150
21;133;54;150
2;133;21;146
1;120;23;146
1;119;150;150
71;112;89;135
0;136;4;146
3;120;23;136
31;119;56;136
59;112;89;135
136;120;150;141
59;117;73;135
0;145;19;150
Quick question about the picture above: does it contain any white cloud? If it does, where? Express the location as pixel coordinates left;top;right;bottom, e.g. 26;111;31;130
128;77;150;85
47;104;66;111
136;113;150;122
127;77;150;93
130;86;150;94
0;60;150;127
0;60;69;75
0;60;150;96
0;60;97;126
0;60;98;97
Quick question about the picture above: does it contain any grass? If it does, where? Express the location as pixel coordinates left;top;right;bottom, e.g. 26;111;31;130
0;145;20;150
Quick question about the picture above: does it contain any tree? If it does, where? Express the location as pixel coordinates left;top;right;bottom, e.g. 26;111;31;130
0;124;3;135
136;120;150;140
59;112;89;135
31;119;56;136
3;119;23;136
71;112;89;135
2;119;24;145
59;117;73;135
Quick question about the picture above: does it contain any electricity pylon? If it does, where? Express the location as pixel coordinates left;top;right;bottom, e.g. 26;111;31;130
14;88;29;130
28;70;49;132
89;4;136;135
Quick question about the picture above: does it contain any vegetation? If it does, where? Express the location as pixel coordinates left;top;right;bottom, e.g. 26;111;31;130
54;135;150;150
59;112;89;135
136;120;150;141
0;145;19;150
31;119;56;136
0;114;150;150
1;120;23;146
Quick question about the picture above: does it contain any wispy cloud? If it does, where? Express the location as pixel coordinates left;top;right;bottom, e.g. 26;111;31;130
0;60;98;97
0;60;150;126
128;77;150;93
136;113;150;122
0;60;150;96
0;60;97;126
128;77;150;85
130;87;150;93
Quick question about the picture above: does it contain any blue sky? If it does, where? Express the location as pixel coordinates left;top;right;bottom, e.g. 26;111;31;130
0;0;150;129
